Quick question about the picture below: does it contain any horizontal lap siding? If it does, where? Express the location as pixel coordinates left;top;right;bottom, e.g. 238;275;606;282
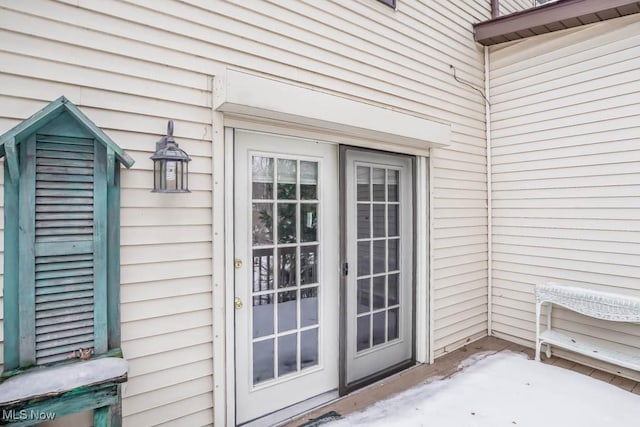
0;0;491;423
489;14;640;379
498;0;535;16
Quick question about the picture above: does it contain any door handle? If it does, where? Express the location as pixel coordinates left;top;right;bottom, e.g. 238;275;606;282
234;297;243;309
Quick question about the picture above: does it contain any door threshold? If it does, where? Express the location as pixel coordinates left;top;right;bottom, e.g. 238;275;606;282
241;390;340;427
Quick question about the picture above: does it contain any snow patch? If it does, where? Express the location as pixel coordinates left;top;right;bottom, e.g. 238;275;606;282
331;352;640;427
0;358;127;404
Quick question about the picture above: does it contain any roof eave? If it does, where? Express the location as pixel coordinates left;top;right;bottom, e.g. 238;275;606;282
474;0;640;46
0;96;135;168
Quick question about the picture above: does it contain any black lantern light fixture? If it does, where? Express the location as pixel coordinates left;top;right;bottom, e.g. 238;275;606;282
151;120;191;193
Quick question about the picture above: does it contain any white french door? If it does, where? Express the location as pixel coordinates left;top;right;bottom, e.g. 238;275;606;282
343;149;414;386
234;130;339;425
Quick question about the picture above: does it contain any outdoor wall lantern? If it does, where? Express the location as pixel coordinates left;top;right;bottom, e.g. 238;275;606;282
151;120;191;193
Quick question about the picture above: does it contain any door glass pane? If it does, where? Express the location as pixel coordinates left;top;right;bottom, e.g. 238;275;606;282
278;203;297;243
357;315;370;351
253;248;273;292
278;290;297;332
278;333;298;376
388;273;399;306
373;240;386;274
357;204;370;239
372;168;385;201
388;308;399;340
388;170;399;202
252;156;273;199
358;241;370;276
301;203;317;242
301;328;319;369
278;247;296;288
300;161;318;200
300;245;318;285
373;276;386;310
253;295;274;338
388;205;398;237
388;239;398;272
300;287;318;327
357;278;370;314
372;204;385;238
357;166;370;201
373;311;386;346
277;159;297;200
253;339;274;384
252;203;273;245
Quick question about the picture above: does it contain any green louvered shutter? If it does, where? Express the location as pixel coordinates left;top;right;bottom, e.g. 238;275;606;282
33;134;107;365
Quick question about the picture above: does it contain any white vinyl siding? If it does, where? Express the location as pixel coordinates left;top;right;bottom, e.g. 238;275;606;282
489;14;640;380
498;0;535;16
0;0;492;423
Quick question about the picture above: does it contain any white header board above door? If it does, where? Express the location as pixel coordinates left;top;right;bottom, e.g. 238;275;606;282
214;69;450;157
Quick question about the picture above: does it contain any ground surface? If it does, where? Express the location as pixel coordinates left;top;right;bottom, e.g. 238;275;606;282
286;337;640;427
330;351;640;426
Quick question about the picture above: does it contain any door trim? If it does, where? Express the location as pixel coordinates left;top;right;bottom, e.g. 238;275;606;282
338;145;419;395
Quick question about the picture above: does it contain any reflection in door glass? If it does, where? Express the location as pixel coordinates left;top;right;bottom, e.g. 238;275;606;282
253;248;273;292
300;245;318;285
253;339;274;384
278;333;298;376
250;156;322;385
253;295;274;338
277;159;297;199
301;328;319;369
252;203;273;245
301;287;318;327
252;157;273;199
300;161;318;200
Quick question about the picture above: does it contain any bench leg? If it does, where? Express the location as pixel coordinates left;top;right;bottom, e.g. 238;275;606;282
535;301;541;361
545;303;552;359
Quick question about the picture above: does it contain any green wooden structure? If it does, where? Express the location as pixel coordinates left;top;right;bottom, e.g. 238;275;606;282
0;97;134;426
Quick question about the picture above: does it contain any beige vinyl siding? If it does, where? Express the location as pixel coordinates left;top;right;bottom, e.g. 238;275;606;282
497;0;534;16
0;0;491;423
489;14;640;379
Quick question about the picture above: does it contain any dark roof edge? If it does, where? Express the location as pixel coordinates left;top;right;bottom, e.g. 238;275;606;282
474;0;640;46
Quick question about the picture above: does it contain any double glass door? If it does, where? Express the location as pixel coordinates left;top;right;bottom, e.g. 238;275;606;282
234;131;414;425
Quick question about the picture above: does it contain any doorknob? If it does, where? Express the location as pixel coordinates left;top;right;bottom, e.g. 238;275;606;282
234;297;243;309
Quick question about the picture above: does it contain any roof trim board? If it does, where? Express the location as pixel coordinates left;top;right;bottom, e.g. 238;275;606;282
474;0;640;46
0;96;135;168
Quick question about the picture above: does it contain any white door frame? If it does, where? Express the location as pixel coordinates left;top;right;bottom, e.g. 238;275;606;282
213;123;432;426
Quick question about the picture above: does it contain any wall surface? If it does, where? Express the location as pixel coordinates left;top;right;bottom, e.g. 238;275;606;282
489;14;640;379
0;0;492;424
498;0;535;16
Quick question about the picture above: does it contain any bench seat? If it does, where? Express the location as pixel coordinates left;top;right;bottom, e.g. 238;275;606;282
535;282;640;373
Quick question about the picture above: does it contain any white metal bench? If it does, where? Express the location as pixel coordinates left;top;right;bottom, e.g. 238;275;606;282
535;282;640;372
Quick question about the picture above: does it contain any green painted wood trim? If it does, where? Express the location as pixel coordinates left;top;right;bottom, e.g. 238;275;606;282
0;96;135;168
93;405;112;427
61;99;134;168
107;166;122;349
18;135;37;367
93;142;109;354
5;137;19;182
106;148;115;186
2;383;119;427
3;160;20;371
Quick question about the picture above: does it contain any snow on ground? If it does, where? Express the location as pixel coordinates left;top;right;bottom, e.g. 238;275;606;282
330;351;640;427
